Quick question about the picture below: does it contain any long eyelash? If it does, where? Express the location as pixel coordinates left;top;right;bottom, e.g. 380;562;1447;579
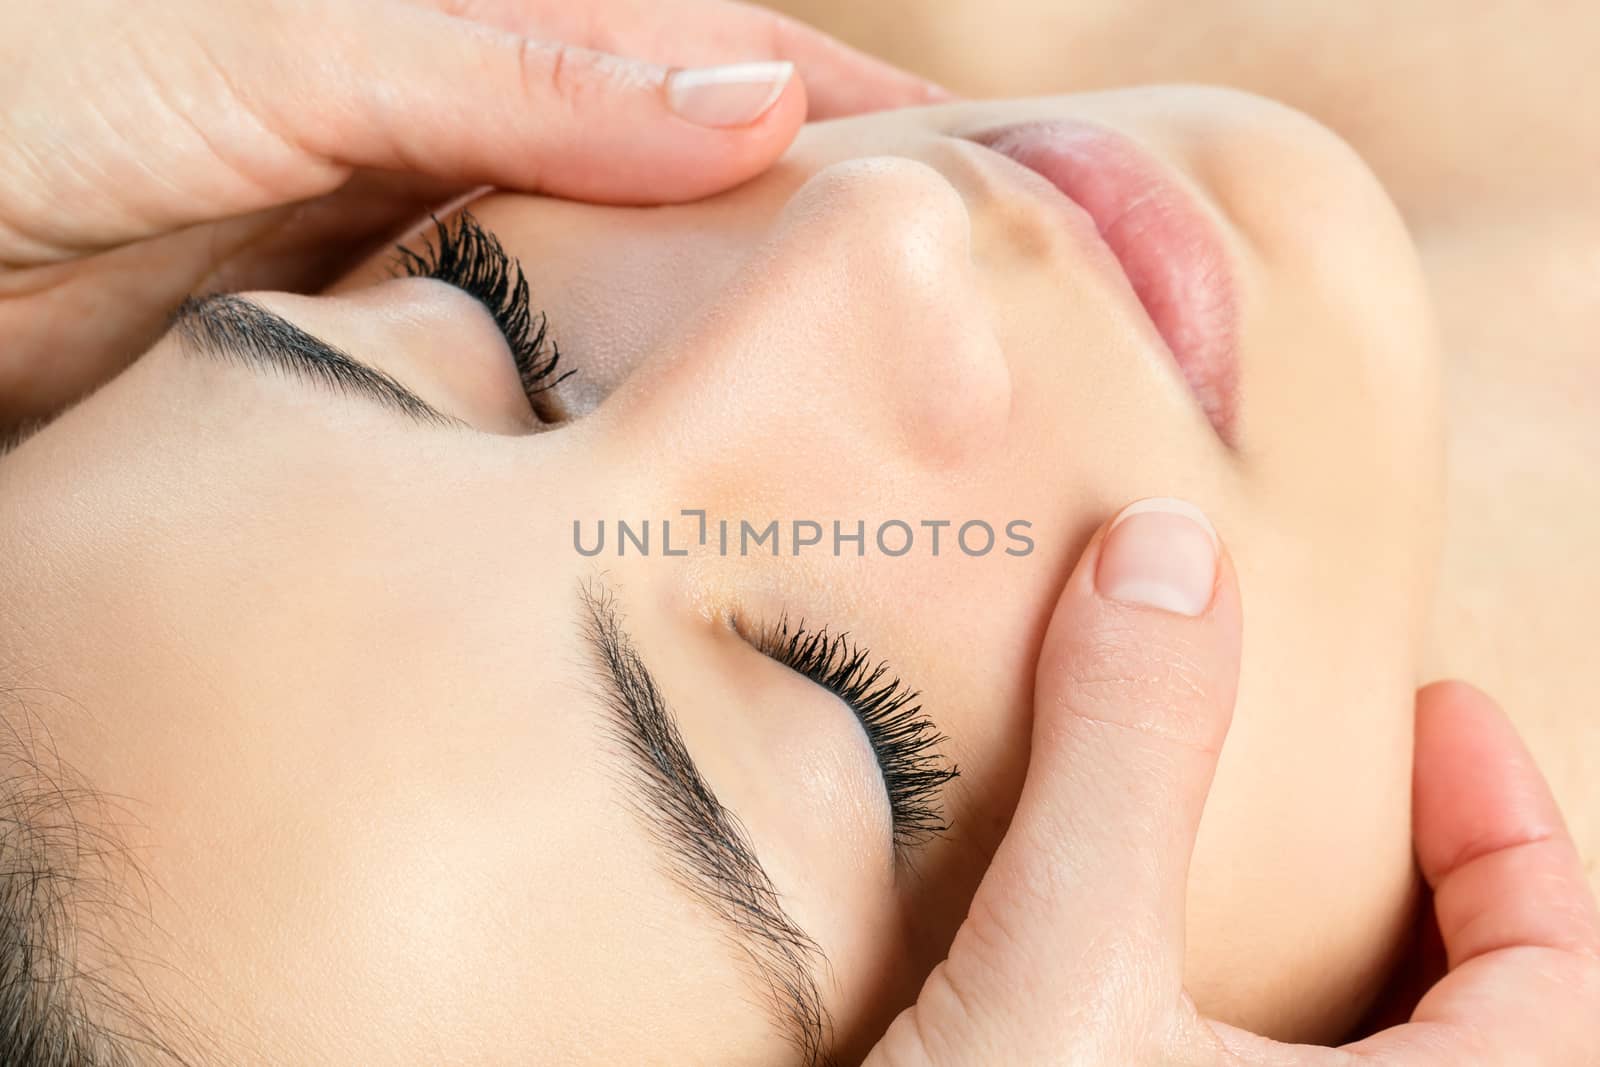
390;210;572;401
752;616;959;855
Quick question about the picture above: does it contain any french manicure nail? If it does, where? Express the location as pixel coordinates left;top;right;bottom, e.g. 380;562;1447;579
667;61;795;128
1094;497;1219;617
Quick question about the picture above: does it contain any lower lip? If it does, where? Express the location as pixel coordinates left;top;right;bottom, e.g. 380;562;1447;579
968;120;1240;444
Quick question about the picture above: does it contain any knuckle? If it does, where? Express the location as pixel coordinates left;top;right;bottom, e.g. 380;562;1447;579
515;39;591;120
520;38;570;111
516;38;650;120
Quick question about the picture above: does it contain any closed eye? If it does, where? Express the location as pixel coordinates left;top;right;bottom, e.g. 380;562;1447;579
391;211;573;422
738;613;959;861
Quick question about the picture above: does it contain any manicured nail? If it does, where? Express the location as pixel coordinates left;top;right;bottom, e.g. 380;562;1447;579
1095;497;1219;617
667;61;795;128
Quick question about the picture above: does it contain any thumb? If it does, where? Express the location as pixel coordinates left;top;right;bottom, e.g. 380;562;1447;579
268;2;808;205
0;0;804;265
869;498;1243;1066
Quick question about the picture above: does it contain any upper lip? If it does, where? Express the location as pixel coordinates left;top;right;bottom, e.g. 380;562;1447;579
963;120;1241;445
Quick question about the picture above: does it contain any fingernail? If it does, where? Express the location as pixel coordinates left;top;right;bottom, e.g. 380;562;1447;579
667;61;795;128
1095;497;1219;617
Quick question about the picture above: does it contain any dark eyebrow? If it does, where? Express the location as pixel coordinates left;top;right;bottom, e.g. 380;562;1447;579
170;293;460;427
578;584;835;1067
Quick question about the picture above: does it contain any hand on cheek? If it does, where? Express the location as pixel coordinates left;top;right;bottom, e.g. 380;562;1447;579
867;495;1239;1065
865;498;1600;1067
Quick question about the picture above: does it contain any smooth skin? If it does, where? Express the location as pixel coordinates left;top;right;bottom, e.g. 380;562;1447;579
3;0;1587;1062
867;499;1600;1065
772;0;1600;923
340;89;1446;1043
0;87;1527;1059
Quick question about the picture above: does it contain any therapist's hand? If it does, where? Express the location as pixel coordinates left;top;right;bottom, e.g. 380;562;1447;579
0;0;946;424
867;496;1600;1066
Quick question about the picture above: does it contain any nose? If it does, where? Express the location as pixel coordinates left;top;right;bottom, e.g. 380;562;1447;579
600;156;1012;476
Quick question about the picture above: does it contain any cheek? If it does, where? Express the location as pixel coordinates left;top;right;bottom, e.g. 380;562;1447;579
1181;504;1426;1042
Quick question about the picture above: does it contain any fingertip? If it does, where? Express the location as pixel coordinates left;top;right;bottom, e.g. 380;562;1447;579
747;64;809;149
760;11;949;119
1067;498;1239;633
1413;680;1514;812
1093;497;1220;617
1412;679;1554;872
1411;679;1600;961
626;64;805;203
1416;678;1499;726
665;60;797;129
1034;496;1243;772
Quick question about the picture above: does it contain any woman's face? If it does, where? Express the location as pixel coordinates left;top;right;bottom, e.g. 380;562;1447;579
0;87;1442;1063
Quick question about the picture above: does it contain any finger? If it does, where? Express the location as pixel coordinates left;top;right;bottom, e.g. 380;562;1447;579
264;1;810;204
1411;680;1600;966
1019;497;1241;962
414;0;952;119
1328;682;1600;1065
868;497;1242;1066
1213;682;1600;1067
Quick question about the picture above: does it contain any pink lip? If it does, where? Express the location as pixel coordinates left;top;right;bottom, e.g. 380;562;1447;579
968;121;1240;444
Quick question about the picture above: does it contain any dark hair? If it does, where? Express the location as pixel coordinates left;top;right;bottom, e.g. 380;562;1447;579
0;688;196;1066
